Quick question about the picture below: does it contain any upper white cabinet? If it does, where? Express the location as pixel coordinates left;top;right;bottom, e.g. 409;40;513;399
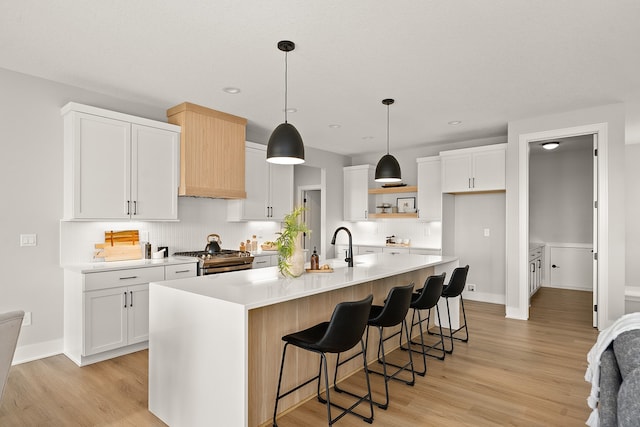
227;142;293;221
416;156;441;221
343;165;374;221
440;144;506;193
62;103;180;221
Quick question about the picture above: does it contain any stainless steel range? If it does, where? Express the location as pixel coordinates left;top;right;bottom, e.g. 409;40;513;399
174;234;254;275
174;249;254;275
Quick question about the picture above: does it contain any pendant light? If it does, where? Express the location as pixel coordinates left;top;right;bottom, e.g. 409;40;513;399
375;98;402;182
267;40;305;164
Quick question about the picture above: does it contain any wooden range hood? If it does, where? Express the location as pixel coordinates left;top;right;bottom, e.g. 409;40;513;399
167;102;247;199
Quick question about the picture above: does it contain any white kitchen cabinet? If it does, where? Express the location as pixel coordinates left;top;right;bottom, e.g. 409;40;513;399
409;248;441;256
343;165;374;221
62;103;180;221
64;261;196;366
252;254;277;269
529;245;544;296
357;246;383;255
416;156;442;221
440;144;506;193
228;142;293;221
382;247;410;255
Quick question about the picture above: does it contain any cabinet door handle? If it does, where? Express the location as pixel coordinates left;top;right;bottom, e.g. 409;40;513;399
133;201;137;215
126;200;131;215
119;276;138;280
124;291;128;308
468;178;471;188
174;269;190;274
255;260;268;264
472;177;475;188
130;291;133;307
364;210;368;219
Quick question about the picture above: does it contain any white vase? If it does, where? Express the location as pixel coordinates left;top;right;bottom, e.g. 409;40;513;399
280;235;305;278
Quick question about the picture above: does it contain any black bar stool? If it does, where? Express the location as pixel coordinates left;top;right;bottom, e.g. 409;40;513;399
335;283;415;410
400;272;447;375
433;265;470;354
272;295;374;426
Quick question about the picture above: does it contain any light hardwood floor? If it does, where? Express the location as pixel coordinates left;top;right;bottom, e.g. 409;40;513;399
0;288;598;426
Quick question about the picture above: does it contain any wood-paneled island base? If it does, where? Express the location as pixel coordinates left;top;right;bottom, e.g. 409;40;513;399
148;253;458;427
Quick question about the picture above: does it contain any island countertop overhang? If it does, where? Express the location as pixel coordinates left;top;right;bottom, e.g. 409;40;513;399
150;253;458;310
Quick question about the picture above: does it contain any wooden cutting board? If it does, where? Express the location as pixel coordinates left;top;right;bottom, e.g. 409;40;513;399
95;230;142;261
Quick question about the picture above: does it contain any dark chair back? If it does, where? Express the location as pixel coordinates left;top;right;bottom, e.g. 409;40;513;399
412;273;446;310
317;295;373;353
369;283;415;328
442;265;469;298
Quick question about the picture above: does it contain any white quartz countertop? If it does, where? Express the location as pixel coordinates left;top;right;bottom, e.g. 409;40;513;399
151;253;457;310
63;256;199;273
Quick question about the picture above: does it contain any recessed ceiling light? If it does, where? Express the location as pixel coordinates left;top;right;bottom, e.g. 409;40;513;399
542;142;560;150
448;120;462;125
222;87;241;94
284;108;297;113
328;124;341;129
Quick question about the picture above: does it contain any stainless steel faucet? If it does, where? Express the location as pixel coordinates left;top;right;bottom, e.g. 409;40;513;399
331;227;353;267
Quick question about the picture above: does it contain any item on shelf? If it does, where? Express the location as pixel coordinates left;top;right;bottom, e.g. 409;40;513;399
376;202;392;214
310;247;320;270
385;235;396;244
397;196;416;213
381;182;407;188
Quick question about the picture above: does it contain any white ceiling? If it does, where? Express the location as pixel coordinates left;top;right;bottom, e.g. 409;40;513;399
2;0;640;156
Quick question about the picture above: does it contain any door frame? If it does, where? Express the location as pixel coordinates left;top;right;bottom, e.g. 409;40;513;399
518;123;608;328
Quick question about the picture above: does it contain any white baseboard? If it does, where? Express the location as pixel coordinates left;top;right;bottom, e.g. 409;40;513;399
463;290;505;305
13;339;63;365
505;305;528;320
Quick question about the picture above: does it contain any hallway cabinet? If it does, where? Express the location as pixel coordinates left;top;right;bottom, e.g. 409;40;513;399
441;144;506;193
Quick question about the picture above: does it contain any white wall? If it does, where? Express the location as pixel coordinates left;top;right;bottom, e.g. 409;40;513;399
506;104;626;328
529;138;593;244
0;68;350;362
625;143;640;288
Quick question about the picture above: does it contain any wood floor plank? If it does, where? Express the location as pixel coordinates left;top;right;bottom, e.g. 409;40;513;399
0;287;598;426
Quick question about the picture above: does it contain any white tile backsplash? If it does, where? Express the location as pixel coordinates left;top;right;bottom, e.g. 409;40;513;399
60;197;283;265
334;219;442;248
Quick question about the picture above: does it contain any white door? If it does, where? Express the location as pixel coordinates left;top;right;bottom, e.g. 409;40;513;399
131;124;179;220
549;247;593;290
343;167;371;221
74;113;131;219
127;284;150;345
592;135;599;327
84;287;127;356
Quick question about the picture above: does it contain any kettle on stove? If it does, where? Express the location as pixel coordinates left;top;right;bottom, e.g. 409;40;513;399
205;234;222;254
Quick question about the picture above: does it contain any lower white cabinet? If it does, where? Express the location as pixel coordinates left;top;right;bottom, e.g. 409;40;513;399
252;254;277;269
416;156;442;221
357;246;383;255
64;261;196;366
382;247;410;255
409;248;442;256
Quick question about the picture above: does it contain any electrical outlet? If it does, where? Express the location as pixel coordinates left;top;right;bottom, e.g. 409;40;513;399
467;284;476;292
22;312;32;326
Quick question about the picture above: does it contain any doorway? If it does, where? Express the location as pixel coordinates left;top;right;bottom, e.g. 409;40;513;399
302;189;321;254
518;123;608;329
528;135;595;326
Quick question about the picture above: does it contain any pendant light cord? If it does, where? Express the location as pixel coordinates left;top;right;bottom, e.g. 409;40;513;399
284;51;288;123
386;103;390;155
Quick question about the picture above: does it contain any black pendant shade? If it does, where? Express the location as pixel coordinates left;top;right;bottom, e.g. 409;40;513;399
267;122;305;164
375;98;402;182
267;40;305;165
375;153;402;182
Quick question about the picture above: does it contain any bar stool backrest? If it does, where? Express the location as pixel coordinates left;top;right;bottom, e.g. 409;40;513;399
442;265;469;298
0;310;24;402
316;295;373;353
412;273;446;310
370;283;415;328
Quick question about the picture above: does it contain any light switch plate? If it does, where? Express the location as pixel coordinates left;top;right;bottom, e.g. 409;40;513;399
20;234;37;246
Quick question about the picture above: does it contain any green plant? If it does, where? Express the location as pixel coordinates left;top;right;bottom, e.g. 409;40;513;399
276;206;309;277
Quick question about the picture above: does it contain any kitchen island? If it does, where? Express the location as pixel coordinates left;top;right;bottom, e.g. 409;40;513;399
148;253;458;427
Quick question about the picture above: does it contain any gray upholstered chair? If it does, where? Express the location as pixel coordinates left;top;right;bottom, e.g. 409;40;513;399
0;310;24;402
